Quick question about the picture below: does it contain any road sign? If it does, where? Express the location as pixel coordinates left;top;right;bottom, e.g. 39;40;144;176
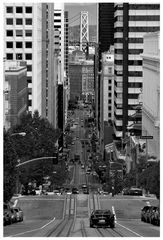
140;136;153;139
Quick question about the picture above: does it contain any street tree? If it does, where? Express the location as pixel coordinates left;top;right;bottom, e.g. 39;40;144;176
4;129;18;202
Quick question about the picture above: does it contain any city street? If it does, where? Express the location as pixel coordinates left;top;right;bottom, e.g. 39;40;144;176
3;107;160;237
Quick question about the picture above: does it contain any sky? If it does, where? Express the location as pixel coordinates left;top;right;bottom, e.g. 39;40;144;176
64;2;97;26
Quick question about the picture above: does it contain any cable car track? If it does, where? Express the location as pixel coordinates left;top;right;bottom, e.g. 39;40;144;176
46;195;76;237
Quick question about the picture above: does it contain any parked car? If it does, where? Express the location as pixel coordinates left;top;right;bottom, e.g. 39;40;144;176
3;203;12;226
141;206;153;222
10;208;17;223
11;207;23;222
90;209;115;228
147;206;160;225
151;207;160;226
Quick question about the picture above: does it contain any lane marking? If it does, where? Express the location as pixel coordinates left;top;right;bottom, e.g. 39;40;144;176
116;222;143;237
8;217;56;237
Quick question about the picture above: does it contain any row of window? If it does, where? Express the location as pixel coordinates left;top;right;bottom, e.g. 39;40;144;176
115;91;139;99
114;4;160;11
115;26;160;32
114;38;143;44
6;52;32;60
6;29;32;37
115;70;143;77
114;15;160;22
115;60;142;66
6;18;32;25
114;49;143;55
6;6;32;14
114;81;142;88
6;41;32;48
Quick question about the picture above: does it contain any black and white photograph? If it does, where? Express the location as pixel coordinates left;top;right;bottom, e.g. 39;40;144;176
2;0;160;237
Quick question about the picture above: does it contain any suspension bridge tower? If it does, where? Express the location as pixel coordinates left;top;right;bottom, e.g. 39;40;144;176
80;11;89;51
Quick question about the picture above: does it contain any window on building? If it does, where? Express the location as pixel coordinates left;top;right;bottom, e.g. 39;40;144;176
27;76;32;83
109;79;112;84
109;106;111;111
28;88;32;94
6;42;13;48
16;18;23;25
25;7;32;13
108;99;111;104
16;7;23;13
6;18;13;25
16;42;23;48
6;30;13;37
25;53;32;60
27;65;32;71
16;53;22;60
28;99;32;106
6;7;13;13
25;30;32;37
25;18;32;25
108;113;111;118
109;86;112;91
25;42;32;48
109;93;111;97
16;30;23;37
6;53;13;60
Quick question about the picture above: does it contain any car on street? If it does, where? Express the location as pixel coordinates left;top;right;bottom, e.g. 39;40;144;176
72;187;79;194
11;207;23;222
90;209;115;228
10;208;18;223
151;206;160;226
83;188;89;194
81;164;85;169
141;206;153;222
3;203;12;226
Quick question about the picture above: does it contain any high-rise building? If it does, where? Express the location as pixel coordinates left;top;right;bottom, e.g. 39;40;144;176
3;60;28;130
141;32;160;160
4;3;43;114
102;47;114;123
42;3;58;128
114;3;160;139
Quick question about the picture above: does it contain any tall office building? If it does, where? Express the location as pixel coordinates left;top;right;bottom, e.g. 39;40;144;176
4;60;28;130
141;32;160;160
114;3;160;139
102;47;114;123
96;2;114;139
4;3;43;114
42;3;58;128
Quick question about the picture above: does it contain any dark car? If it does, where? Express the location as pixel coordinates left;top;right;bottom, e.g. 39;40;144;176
72;187;79;194
90;209;115;228
147;206;160;225
151;207;160;226
141;206;153;222
12;207;23;222
3;203;12;226
10;209;17;223
83;187;89;194
129;187;143;196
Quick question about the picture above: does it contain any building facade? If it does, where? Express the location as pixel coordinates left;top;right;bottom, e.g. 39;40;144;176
42;3;58;128
102;47;114;122
141;32;160;160
4;3;43;114
82;60;94;103
114;3;160;139
4;60;28;130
